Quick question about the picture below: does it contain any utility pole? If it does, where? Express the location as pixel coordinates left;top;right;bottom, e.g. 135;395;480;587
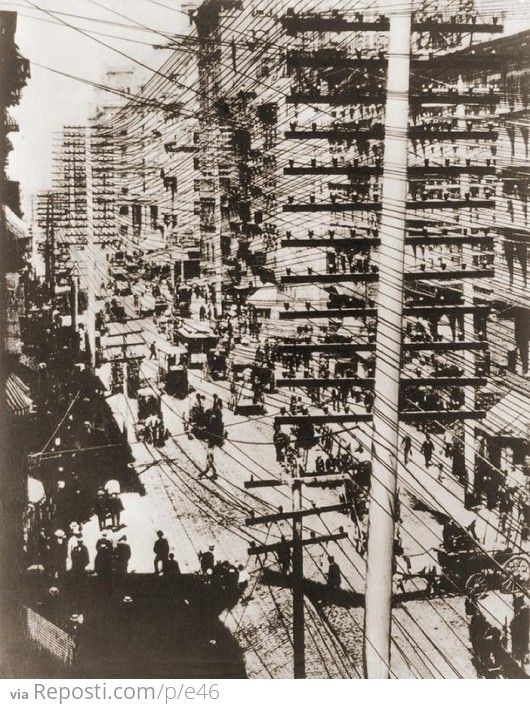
122;359;129;442
70;273;79;350
363;4;412;680
45;192;55;303
292;475;305;679
209;123;224;321
456;77;477;509
245;467;349;679
85;125;96;369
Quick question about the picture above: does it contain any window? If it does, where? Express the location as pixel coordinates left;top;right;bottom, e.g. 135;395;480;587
132;204;142;227
150;205;158;228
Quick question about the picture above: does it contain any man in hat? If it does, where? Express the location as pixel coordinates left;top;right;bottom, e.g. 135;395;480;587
164;552;181;576
108;492;124;530
200;546;215;574
95;531;113;580
200;447;218;481
277;535;290;574
68;526;82;566
401;434;412;466
153;530;170;575
95;488;108;531
44;586;61;622
421;434;435;468
326;555;342;594
113;536;131;576
50;530;68;580
70;539;89;580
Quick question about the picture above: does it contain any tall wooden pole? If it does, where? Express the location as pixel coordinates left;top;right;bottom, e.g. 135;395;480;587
292;476;305;678
363;5;412;679
456;77;477;508
85;126;96;369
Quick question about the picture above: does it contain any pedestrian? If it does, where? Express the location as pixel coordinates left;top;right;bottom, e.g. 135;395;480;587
164;552;181;576
402;434;412;465
326;555;341;593
153;530;170;575
237;564;250;596
108;492;124;529
149;341;157;360
113;535;131;576
277;536;290;574
200;447;218;480
511;595;530;667
37;528;50;569
95;488;109;531
273;428;288;464
363;390;374;412
70;539;89;578
200;545;215;574
420;434;434;468
94;531;113;578
50;530;68;580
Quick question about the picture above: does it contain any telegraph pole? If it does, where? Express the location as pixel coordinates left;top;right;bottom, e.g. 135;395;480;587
45;192;55;303
363;5;412;679
456;77;477;508
292;476;305;679
85;125;96;369
245;468;348;679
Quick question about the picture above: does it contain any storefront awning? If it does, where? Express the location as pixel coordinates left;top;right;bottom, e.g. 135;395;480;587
247;284;288;308
5;206;31;242
5;372;33;416
481;390;529;441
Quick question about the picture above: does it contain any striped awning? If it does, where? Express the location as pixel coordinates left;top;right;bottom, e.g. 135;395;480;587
5;373;33;416
5;206;31;241
481;390;529;441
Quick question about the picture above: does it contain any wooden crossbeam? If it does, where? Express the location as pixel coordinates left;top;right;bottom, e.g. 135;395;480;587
244;478;284;489
275;376;486;389
283;131;496;143
278;304;490;320
287;50;503;71
287;92;384;105
281;16;502;34
247;531;348;556
280;269;494;284
105;329;144;338
283;202;381;212
282;199;494;212
411;91;500;105
246;502;348;527
285;131;383;141
275;341;488;354
406;198;494;210
273;410;486;426
104;341;144;349
280;235;494;247
281;272;377;284
108;355;144;362
286;91;499;105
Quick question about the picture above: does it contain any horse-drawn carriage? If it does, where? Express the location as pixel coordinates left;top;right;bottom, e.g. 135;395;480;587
206;348;228;381
165;364;189;398
437;522;530;595
185;397;225;446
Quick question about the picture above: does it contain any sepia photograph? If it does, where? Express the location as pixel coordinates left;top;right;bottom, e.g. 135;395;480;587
0;0;529;681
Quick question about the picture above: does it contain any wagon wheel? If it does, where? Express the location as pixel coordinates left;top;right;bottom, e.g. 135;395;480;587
465;571;489;597
501;555;530;594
